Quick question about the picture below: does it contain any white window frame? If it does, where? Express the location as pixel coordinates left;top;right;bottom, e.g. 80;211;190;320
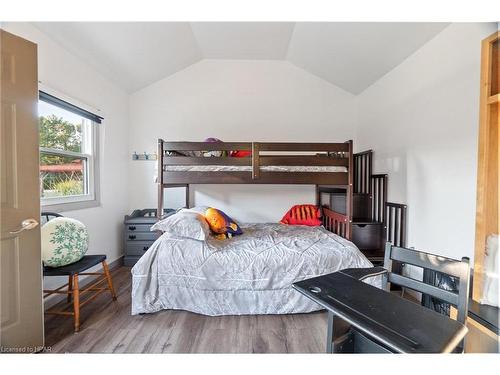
39;90;101;212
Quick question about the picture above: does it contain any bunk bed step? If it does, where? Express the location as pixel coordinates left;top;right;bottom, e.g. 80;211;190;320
317;186;350;194
352;222;385;252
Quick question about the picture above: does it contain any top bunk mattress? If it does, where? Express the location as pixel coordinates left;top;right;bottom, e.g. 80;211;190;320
164;165;348;172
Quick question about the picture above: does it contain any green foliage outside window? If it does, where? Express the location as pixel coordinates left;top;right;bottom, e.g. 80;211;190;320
40;114;85;197
53;180;84;196
40;114;82;163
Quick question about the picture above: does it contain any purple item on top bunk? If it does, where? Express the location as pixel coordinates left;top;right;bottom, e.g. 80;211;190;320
203;137;225;157
204;137;222;143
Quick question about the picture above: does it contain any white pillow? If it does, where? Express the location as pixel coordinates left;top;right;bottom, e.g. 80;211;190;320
41;217;89;267
150;210;210;241
183;206;209;215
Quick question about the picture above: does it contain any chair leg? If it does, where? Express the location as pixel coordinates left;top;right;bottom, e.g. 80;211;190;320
102;261;117;301
67;275;73;303
72;274;80;333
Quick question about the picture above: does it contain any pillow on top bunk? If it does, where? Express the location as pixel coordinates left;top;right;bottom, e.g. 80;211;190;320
280;204;321;226
230;150;251;158
150;209;210;241
203;207;243;240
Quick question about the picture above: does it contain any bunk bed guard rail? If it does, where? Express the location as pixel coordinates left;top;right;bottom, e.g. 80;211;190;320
158;139;353;185
157;139;354;238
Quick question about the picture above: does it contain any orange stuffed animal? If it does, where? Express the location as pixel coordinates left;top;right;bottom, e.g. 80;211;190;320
204;207;243;239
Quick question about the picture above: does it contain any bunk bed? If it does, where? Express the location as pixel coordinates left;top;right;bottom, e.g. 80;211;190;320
156;139;355;238
131;139;380;316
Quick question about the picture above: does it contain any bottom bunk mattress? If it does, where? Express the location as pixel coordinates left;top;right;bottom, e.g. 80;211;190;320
131;223;378;316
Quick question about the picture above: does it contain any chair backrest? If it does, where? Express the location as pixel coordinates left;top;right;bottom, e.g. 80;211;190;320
41;211;63;225
382;242;470;325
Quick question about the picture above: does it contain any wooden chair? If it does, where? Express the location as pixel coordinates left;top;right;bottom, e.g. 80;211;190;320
42;212;117;332
335;242;471;352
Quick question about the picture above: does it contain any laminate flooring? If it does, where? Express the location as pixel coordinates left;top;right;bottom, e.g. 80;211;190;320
44;266;327;353
44;266;498;353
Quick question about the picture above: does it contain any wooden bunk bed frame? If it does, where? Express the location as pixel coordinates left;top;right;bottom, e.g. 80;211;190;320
157;139;354;239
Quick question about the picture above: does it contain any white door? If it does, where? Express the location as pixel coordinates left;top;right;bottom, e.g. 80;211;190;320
0;29;44;352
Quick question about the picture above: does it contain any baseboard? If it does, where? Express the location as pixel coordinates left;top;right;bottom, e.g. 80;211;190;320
43;255;124;310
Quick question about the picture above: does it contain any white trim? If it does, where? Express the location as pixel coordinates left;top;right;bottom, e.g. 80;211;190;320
39;90;101;211
42;193;94;206
42;199;100;213
38;81;104;119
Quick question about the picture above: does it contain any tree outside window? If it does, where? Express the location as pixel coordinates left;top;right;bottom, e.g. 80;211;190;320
39;95;98;207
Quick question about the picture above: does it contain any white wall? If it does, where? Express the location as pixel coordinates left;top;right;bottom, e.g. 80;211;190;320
3;21;492;277
356;23;497;261
129;59;357;222
2;23;130;292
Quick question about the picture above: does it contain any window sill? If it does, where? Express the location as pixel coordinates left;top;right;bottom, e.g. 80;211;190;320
41;199;100;213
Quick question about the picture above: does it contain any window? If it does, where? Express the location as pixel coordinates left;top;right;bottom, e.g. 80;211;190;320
39;91;101;210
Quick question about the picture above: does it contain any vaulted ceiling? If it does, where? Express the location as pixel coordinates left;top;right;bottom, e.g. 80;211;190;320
33;22;449;94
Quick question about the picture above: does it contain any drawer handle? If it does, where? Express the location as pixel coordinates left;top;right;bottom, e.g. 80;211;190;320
129;235;136;240
143;246;149;251
129;226;136;231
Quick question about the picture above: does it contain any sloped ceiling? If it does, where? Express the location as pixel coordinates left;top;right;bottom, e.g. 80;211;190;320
287;23;450;95
33;22;449;94
33;22;202;93
191;22;295;59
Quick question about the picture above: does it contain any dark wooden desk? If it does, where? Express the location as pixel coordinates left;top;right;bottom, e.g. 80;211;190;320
293;271;468;353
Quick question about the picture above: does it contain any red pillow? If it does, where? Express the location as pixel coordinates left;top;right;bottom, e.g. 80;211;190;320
230;150;252;158
280;205;321;226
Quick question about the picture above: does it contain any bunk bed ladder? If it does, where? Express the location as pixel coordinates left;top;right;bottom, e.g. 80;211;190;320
385;202;408;277
386;203;407;248
353;150;407;265
354;150;372;195
371;174;388;223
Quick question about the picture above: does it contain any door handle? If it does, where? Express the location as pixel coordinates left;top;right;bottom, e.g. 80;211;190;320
9;218;39;234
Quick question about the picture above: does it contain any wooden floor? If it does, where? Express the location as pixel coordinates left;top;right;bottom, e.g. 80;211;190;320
44;266;327;353
44;266;498;353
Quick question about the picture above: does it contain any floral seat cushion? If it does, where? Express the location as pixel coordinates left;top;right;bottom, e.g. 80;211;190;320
41;217;89;267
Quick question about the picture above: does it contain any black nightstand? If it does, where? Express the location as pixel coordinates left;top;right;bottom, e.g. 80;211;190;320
123;208;174;266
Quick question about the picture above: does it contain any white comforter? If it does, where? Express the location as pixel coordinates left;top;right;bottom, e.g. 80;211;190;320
131;223;377;316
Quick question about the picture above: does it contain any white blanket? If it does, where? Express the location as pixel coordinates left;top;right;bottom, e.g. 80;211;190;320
131;223;378;316
164;165;348;172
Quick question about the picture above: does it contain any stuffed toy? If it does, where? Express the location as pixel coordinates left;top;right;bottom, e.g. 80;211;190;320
280;204;321;226
203;137;227;157
204;207;242;239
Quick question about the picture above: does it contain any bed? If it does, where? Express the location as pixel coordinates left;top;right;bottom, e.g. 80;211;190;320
131;222;377;316
131;139;373;316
